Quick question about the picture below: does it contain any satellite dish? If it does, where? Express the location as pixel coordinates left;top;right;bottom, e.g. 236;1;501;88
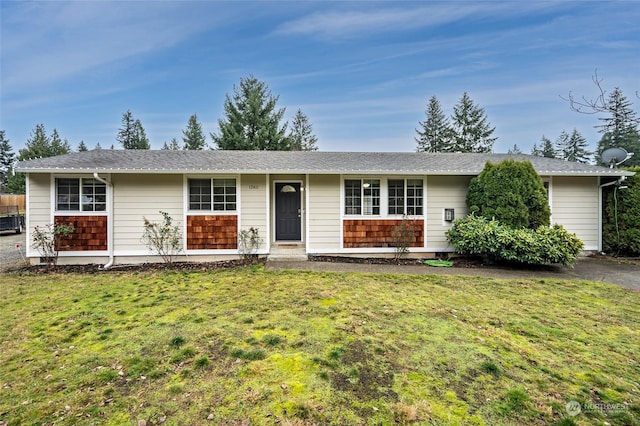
601;147;634;168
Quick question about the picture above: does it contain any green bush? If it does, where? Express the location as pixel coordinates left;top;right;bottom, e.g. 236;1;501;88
602;167;640;256
446;214;584;266
467;160;550;229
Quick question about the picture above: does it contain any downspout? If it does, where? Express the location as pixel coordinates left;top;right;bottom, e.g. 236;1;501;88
598;176;627;253
93;172;114;269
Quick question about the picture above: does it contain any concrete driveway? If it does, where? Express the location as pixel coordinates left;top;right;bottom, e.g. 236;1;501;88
266;256;640;291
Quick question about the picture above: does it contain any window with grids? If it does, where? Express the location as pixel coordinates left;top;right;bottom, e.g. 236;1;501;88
388;180;404;214
213;179;236;211
344;179;380;215
387;179;423;215
189;179;212;210
189;178;236;211
56;178;106;212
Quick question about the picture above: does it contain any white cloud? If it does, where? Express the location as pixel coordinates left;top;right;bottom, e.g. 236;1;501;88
1;1;215;94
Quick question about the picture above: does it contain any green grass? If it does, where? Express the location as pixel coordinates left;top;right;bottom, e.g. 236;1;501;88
0;267;638;425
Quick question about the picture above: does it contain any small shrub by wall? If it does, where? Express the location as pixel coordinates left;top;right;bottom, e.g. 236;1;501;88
446;214;584;266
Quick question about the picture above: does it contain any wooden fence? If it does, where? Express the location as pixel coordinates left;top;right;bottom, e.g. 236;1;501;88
0;195;26;213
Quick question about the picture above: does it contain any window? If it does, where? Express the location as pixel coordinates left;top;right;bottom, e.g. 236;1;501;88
56;178;106;212
189;179;211;210
188;178;236;211
406;179;423;215
388;180;404;215
344;179;380;215
213;179;236;211
387;179;424;215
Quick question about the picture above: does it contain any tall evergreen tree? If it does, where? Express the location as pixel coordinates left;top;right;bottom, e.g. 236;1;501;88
415;95;454;152
557;129;592;163
451;92;497;153
117;110;150;149
78;140;88;152
595;88;640;166
0;130;15;192
212;75;289;150
531;135;558;158
289;109;318;151
162;138;181;150
8;124;72;194
182;114;207;150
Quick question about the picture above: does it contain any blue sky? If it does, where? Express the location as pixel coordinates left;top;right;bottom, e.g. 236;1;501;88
1;1;638;155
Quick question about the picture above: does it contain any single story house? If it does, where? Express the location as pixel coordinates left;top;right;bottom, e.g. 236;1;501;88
15;150;633;267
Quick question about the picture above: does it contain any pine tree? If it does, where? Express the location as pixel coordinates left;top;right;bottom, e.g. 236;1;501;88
557;129;592;163
95;142;102;150
9;124;71;194
595;88;640;166
0;130;15;191
289;109;318;151
212;75;289;150
50;129;71;155
162;138;181;150
117;110;150;149
182;114;206;150
531;135;558;158
507;144;522;154
451;92;497;153
415;95;454;152
78;140;88;152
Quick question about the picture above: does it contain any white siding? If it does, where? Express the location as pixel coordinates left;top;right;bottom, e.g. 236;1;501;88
425;175;472;251
112;174;183;254
240;174;268;239
551;176;599;250
26;174;52;257
307;174;341;251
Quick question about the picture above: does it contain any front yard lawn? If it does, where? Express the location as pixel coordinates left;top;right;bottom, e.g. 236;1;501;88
1;267;638;425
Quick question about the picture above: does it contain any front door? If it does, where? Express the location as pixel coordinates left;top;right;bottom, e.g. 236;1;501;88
275;182;302;241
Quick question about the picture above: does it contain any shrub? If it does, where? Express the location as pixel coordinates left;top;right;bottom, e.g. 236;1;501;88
602;167;640;256
467;159;550;229
238;227;263;262
446;214;584;266
31;223;75;268
391;216;418;260
141;211;182;263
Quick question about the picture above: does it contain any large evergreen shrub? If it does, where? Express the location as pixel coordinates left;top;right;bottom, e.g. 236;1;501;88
446;215;584;266
467;160;550;229
602;167;640;256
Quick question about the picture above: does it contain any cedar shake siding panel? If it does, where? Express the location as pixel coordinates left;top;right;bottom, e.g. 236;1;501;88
54;216;108;251
187;215;238;250
343;219;424;248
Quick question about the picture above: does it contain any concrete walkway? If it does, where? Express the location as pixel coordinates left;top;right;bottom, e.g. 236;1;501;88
265;256;640;291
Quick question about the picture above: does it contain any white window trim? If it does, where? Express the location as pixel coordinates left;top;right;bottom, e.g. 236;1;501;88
184;175;240;216
51;174;109;217
341;176;425;219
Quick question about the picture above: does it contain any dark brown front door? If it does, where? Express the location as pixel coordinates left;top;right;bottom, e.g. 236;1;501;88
275;183;301;240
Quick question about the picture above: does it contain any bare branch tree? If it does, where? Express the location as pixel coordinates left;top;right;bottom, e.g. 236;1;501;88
561;70;640;124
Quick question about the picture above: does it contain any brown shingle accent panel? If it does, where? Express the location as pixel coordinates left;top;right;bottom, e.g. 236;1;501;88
54;216;108;251
343;219;424;248
187;215;238;250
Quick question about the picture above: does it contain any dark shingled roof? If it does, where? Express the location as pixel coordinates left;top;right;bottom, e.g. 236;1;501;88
16;150;634;177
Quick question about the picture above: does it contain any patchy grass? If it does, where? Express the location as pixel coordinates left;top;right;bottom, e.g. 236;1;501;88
0;267;638;425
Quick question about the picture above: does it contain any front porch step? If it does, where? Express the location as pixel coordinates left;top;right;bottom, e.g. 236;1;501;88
267;244;308;262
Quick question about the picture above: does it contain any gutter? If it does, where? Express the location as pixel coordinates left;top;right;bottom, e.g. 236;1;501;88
93;172;114;269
